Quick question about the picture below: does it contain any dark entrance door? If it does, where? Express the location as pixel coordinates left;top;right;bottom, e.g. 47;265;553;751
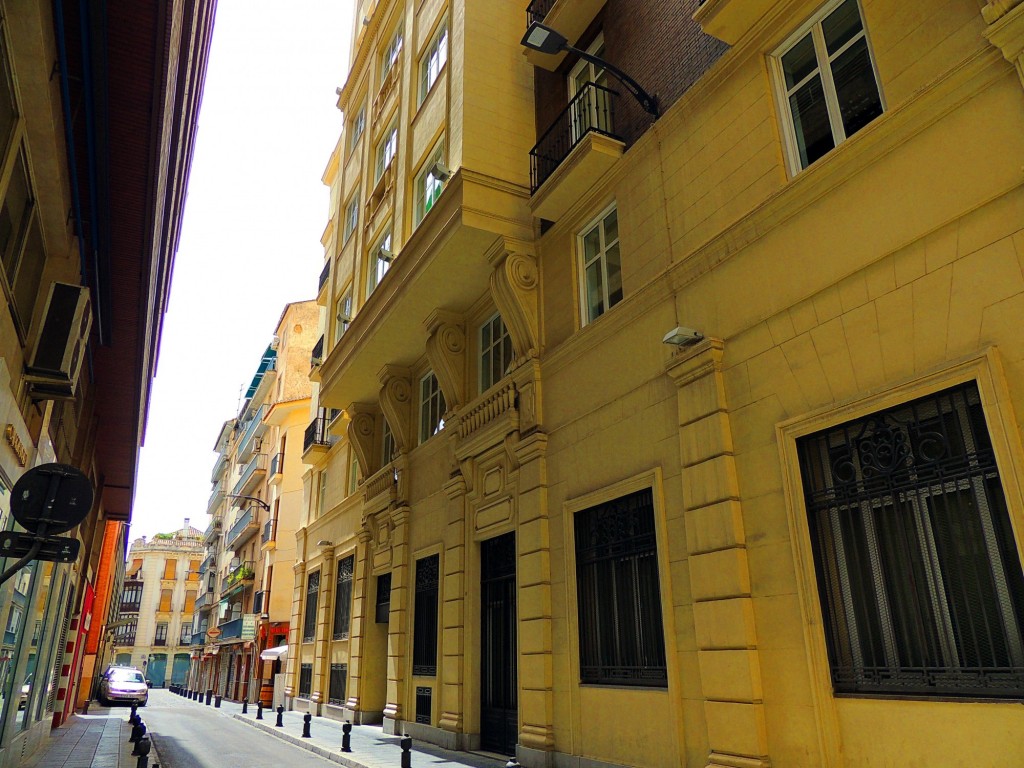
480;532;517;755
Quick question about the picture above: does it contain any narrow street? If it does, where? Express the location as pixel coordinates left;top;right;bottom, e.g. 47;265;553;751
139;690;337;768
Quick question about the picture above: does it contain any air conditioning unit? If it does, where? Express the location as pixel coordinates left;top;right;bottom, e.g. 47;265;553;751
25;282;92;400
252;437;263;452
270;335;280;350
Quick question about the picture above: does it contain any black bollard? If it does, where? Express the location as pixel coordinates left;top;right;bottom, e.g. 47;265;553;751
130;703;138;722
302;712;311;738
129;721;146;743
132;734;151;761
81;699;90;715
242;699;248;714
341;721;352;752
205;689;212;706
400;736;412;768
214;694;221;708
256;701;263;720
275;705;284;727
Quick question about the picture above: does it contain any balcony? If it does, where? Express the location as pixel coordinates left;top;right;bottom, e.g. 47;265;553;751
310;335;324;370
530;83;623;222
523;0;605;70
207;479;226;516
253;590;267;616
227;507;260;550
203;518;221;545
261;518;277;550
200;553;216;573
302;415;334;460
195;591;213;610
268;452;284;484
692;0;775;45
236;405;267;463
3;630;16;645
232;451;268;497
191;630;207;646
113;634;136;647
211;453;229;483
153;637;167;647
221;561;255;597
218;616;243;640
119;600;141;613
318;261;331;300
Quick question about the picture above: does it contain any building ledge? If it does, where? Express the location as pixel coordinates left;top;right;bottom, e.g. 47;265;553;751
531;132;623;222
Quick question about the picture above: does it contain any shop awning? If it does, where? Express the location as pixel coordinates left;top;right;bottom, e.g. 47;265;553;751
260;644;288;661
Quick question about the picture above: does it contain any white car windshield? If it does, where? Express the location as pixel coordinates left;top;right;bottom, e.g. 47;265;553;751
109;670;145;683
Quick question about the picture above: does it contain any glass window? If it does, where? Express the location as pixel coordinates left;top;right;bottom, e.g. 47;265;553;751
419;20;448;102
335;289;353;345
329;663;348;705
419;372;446;444
381;25;403;82
0;30;19;156
347;451;359;496
333;556;354;640
796;381;1024;698
381;418;395;466
479;313;513;392
154;623;168;645
347;104;365;154
414;142;446;226
575;488;667;686
302;571;320;642
343;197;359;243
376;126;398;180
413;555;439;675
299;663;313;698
776;0;883;171
376;573;392;624
367;229;392;296
578;204;622;325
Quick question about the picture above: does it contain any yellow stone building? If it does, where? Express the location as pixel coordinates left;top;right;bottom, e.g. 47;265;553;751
289;0;1024;765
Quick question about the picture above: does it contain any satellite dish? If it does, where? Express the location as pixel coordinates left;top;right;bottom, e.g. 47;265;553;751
10;463;93;535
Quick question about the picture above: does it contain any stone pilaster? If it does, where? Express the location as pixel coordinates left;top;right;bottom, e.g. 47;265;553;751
384;506;411;727
313;545;336;711
439;472;468;736
285;559;306;701
984;0;1024;88
345;528;373;714
512;432;554;758
666;339;770;768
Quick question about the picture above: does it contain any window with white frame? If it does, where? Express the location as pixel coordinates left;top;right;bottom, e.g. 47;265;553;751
367;228;393;296
347;103;365;154
317;470;329;518
335;289;353;345
376;125;398;180
347;450;359;496
414;142;446;226
343;197;359;243
381;25;403;82
578;204;622;325
419;19;448;103
479;313;513;393
773;0;883;173
419;372;446;444
381;418;395;466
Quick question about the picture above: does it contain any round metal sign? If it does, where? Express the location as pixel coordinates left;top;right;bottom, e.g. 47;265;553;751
10;463;93;534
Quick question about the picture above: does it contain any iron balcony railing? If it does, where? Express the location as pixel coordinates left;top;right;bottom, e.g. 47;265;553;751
231;451;268;498
262;518;276;546
319;261;330;292
236;405;266;459
207;480;225;515
200;553;216;573
269;451;284;477
304;416;331;453
529;82;620;193
227;508;258;549
195;591;212;610
219;617;243;640
222;560;255;594
180;631;193;645
526;0;555;25
203;518;221;543
153;637;167;647
211;452;229;482
113;634;136;647
311;335;324;369
119;600;141;613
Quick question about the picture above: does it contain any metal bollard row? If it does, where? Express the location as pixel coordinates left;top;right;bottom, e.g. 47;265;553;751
341;721;352;752
400;735;412;768
301;712;311;738
275;705;284;727
256;701;264;720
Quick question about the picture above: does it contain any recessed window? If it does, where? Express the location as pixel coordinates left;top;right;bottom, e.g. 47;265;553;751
347;450;359;496
376;126;398;181
317;471;329;518
796;381;1024;698
367;228;393;297
299;663;313;698
413;554;439;676
774;0;883;172
333;555;354;640
154;623;168;645
382;418;395;466
343;197;359;243
347;104;365;154
578;204;622;325
567;34;612;144
302;571;320;642
575;487;667;687
381;25;403;83
419;371;446;444
0;148;45;335
414;142;446;226
419;20;448;103
329;663;348;705
479;313;513;393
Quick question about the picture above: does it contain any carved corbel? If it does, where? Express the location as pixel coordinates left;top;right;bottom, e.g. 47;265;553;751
378;365;413;454
424;309;466;411
347;403;377;478
488;239;540;362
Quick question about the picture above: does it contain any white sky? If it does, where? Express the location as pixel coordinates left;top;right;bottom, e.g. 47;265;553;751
130;1;353;541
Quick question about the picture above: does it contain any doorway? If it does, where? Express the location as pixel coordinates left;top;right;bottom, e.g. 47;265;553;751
480;532;517;755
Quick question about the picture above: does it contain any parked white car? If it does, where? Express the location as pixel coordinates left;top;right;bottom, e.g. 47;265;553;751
98;666;148;706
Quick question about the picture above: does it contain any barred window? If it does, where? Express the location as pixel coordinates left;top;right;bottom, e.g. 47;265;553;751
376;573;392;624
413;555;439;676
329;663;348;705
303;571;320;643
797;381;1024;698
333;556;354;640
575;488;667;686
299;663;312;698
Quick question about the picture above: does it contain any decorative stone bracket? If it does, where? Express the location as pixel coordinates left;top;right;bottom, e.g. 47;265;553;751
379;365;413;455
424;309;466;412
984;0;1024;88
489;239;540;364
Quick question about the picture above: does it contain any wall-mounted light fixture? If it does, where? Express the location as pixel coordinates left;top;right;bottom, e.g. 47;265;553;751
662;326;704;347
317;539;333;548
428;160;452;182
521;22;659;118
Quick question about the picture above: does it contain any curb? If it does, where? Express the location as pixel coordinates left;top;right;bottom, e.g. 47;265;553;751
230;713;366;768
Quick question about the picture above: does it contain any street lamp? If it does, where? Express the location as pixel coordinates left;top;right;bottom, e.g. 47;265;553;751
521;22;660;118
227;494;271;512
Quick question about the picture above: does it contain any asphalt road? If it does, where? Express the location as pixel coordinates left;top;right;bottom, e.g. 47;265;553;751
139;689;338;768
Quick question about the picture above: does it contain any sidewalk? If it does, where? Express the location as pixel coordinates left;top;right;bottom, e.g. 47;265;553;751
21;706;154;768
227;701;508;768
